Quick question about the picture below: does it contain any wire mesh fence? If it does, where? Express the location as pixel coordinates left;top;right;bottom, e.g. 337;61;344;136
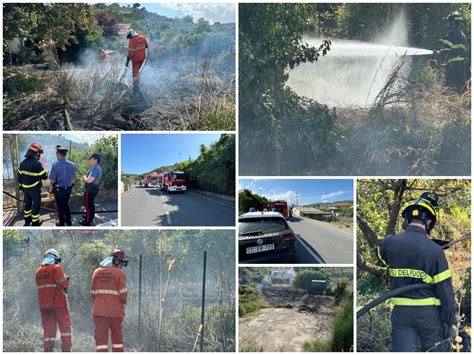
3;230;235;352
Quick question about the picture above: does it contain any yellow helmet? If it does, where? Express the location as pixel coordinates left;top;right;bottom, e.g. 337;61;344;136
401;192;438;232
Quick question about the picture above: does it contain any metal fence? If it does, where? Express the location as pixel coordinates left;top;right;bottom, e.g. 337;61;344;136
124;250;235;352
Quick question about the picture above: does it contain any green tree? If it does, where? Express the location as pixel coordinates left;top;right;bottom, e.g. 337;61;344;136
238;189;268;214
293;269;332;291
239;4;338;175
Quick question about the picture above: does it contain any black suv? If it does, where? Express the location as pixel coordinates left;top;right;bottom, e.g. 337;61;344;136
239;212;296;263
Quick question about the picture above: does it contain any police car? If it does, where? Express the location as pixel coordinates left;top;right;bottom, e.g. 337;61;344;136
239;211;297;263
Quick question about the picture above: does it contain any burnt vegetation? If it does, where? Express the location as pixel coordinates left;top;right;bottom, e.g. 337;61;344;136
3;3;235;131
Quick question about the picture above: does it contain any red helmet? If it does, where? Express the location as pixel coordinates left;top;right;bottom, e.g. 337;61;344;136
29;143;44;154
111;249;129;267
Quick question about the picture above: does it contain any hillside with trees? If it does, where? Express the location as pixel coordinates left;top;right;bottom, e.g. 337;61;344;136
124;134;235;196
4;3;235;130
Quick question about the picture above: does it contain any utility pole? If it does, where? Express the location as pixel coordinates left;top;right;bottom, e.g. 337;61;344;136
296;192;299;208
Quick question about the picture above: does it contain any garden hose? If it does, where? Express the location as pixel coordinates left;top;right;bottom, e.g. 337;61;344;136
3;190;117;214
357;283;433;319
139;48;149;75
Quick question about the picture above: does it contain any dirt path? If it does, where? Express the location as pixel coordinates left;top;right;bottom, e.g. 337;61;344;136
239;307;335;352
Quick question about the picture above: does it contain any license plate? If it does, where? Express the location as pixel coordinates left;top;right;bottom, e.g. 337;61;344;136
246;244;275;254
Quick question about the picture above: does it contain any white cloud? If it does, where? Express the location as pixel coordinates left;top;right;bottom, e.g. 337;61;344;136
318;191;345;201
264;190;298;206
160;3;235;24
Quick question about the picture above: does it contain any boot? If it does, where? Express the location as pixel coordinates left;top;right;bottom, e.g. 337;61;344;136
56;222;65;227
32;219;43;227
79;220;91;227
23;216;31;227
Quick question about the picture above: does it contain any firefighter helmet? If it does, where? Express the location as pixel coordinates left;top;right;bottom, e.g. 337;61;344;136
44;248;62;263
447;11;463;24
111;249;129;267
401;192;439;233
126;29;138;39
29;143;44;153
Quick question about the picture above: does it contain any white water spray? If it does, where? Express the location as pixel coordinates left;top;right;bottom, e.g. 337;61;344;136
287;11;433;107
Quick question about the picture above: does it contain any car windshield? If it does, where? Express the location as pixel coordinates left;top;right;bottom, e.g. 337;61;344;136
172;173;185;179
150;176;158;181
239;217;288;234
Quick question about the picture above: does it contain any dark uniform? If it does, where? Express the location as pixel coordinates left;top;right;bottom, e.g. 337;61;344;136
49;158;77;226
83;163;102;226
378;225;457;352
18;156;48;226
439;22;468;92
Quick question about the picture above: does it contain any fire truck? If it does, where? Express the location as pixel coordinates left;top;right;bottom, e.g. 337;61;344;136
267;200;289;218
159;171;187;192
143;173;160;188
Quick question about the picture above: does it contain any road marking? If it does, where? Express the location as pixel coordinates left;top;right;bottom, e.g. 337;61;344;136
296;236;325;264
159;190;172;225
189;192;234;209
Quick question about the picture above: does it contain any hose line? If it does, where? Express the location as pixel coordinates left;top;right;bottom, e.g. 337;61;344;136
357;283;433;319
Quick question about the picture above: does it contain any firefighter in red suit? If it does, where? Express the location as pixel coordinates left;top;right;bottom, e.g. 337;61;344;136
91;249;129;352
36;248;72;352
126;29;148;89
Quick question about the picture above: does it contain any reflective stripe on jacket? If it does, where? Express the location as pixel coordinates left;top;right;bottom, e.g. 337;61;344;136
36;264;69;310
439;29;468;63
378;225;457;325
91;266;128;318
127;35;148;63
18;157;48;189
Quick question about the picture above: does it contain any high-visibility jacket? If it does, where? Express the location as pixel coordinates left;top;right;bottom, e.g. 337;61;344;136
91;266;128;318
439;28;468;64
378;225;457;326
36;264;69;310
127;35;148;63
18;156;48;189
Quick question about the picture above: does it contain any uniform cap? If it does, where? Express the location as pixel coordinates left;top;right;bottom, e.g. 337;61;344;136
55;145;69;152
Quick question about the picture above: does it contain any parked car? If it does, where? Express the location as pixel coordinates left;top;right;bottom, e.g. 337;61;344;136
239;211;296;263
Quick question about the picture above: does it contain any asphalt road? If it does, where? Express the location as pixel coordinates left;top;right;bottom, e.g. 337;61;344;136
289;216;353;264
122;186;235;226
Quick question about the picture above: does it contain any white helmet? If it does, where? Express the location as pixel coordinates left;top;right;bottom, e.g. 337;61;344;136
42;248;61;265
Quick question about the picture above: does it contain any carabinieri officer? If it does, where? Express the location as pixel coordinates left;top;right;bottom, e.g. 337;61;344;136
49;145;77;226
80;153;102;226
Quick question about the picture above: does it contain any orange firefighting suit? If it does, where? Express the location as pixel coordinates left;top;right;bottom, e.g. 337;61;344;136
36;264;72;352
127;35;148;87
91;266;128;352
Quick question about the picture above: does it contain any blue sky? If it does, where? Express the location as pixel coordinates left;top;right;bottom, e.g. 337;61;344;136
124;3;236;23
239;179;353;205
121;134;220;174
